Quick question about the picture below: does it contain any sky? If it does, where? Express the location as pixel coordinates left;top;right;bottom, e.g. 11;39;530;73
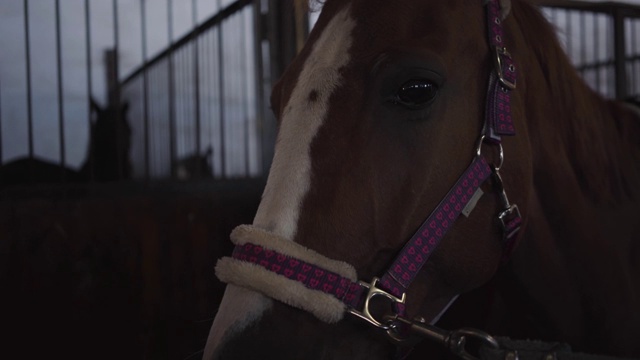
0;0;639;172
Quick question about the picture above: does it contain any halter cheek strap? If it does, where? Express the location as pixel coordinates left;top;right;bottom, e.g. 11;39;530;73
216;0;521;340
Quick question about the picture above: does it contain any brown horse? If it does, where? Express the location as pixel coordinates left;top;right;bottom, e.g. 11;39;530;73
0;99;131;185
204;0;640;359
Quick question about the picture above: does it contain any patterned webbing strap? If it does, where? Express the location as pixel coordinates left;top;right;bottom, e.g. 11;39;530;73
485;0;517;142
379;156;492;299
231;242;366;310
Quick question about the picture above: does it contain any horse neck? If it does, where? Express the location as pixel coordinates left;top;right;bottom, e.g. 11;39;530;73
513;0;640;211
500;2;640;350
79;113;131;182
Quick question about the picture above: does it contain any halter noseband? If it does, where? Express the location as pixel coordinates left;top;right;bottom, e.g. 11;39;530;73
216;0;521;356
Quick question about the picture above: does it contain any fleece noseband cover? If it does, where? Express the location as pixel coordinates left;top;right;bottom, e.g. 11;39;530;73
215;225;358;323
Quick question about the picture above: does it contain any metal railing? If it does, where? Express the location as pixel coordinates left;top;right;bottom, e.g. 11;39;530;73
3;0;637;187
0;0;270;187
539;0;640;100
120;0;265;181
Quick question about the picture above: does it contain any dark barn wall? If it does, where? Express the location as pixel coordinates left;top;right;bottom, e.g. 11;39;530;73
0;180;264;360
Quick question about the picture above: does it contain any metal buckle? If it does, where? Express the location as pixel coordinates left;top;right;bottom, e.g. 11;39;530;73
347;277;406;330
499;204;521;233
494;46;516;90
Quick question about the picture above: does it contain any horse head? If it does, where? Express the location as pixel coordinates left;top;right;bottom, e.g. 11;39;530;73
204;0;640;358
82;98;132;181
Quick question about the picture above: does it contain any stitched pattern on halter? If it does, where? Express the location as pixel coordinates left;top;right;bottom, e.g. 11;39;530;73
231;243;365;309
379;156;493;297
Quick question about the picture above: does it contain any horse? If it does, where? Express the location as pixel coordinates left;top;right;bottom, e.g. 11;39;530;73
175;146;214;180
203;0;640;359
0;99;132;185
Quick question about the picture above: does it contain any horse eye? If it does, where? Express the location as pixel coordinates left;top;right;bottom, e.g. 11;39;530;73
395;79;438;107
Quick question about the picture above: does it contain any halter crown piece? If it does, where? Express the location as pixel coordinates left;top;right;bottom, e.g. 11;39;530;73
216;0;521;355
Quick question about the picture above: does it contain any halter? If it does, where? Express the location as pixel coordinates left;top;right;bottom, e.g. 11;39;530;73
216;0;521;357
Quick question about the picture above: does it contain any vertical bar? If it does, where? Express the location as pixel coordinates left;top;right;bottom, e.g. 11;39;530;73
0;79;3;169
113;0;123;180
168;0;177;178
141;0;150;181
85;0;95;181
613;9;627;99
55;0;66;181
594;12;601;94
566;10;573;62
629;19;636;96
203;29;212;176
150;63;157;177
631;19;640;95
253;0;265;176
218;0;226;178
580;11;586;73
179;48;185;163
193;0;202;178
24;0;34;163
241;9;249;176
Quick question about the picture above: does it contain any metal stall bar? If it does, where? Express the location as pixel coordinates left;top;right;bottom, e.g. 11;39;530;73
85;0;95;181
193;0;202;176
23;0;34;169
0;79;3;174
218;0;227;178
595;11;602;94
630;19;640;97
631;20;637;96
112;0;123;180
580;10;586;74
55;0;66;181
241;8;250;176
253;0;266;176
141;0;150;181
168;0;177;178
613;9;623;99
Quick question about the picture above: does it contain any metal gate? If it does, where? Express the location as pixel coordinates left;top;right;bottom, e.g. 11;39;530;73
3;1;638;187
0;0;308;186
540;1;640;100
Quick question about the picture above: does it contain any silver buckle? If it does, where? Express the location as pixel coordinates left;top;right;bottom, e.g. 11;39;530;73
494;47;516;90
499;204;521;233
347;277;406;330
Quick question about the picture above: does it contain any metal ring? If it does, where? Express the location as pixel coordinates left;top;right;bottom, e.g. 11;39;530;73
449;328;500;360
494;143;504;171
476;135;486;157
476;135;504;171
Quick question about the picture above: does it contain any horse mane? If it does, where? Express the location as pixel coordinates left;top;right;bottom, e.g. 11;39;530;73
513;0;640;203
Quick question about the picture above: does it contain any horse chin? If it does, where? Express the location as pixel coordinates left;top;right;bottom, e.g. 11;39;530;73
214;302;395;360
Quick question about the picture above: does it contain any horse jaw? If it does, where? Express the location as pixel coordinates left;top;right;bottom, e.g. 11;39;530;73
203;5;357;359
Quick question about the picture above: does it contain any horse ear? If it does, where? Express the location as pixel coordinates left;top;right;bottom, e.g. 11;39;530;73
120;102;130;114
205;146;213;157
499;0;511;20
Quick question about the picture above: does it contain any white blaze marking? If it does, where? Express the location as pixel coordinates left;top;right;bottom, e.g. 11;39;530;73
203;6;356;359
